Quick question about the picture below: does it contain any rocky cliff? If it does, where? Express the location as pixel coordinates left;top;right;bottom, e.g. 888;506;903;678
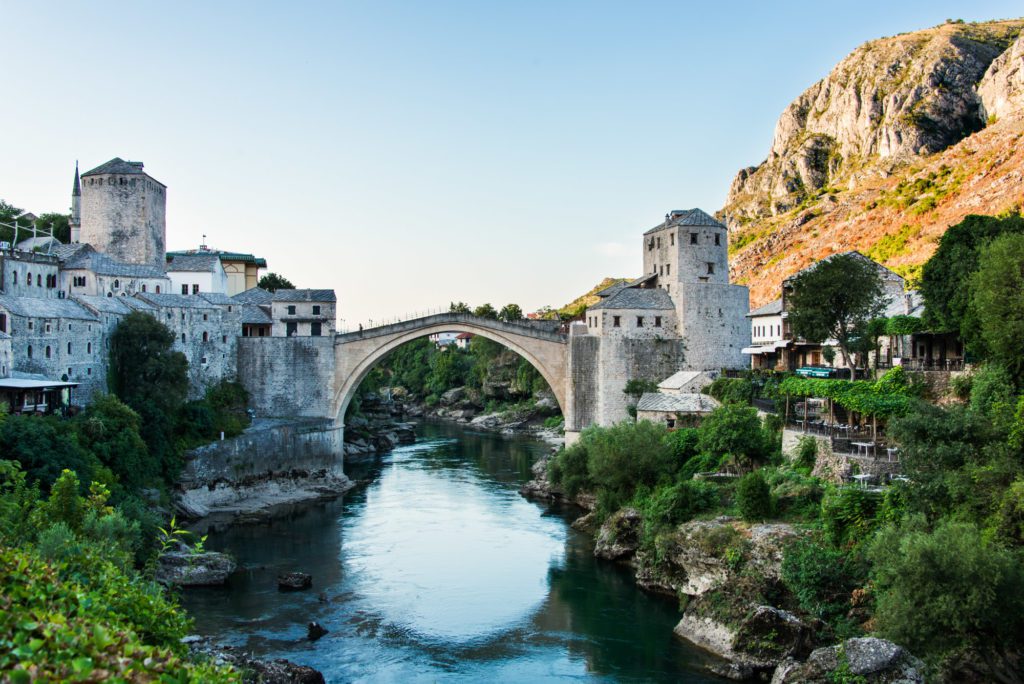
722;19;1024;306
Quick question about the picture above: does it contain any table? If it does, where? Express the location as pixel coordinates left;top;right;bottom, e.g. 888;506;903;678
852;473;872;488
886;447;900;462
851;441;875;457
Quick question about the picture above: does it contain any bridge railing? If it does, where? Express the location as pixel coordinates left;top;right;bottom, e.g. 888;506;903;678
339;308;564;336
336;310;568;342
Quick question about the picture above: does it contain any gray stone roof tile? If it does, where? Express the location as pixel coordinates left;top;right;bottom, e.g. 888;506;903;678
72;295;136;315
240;304;272;325
747;297;783;317
82;158;148;177
63;247;167;278
589;286;674;311
166;253;221;273
233;287;273;305
0;294;99;321
136;293;218;309
636;392;720;413
197;292;235;306
644;208;726;235
271;288;336;303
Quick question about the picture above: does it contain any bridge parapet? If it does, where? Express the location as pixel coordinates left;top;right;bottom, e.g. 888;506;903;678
335;312;567;344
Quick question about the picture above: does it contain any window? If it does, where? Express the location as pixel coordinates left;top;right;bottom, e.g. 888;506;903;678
28;321;33;331
45;346;51;359
87;342;91;354
655;316;662;327
113;279;119;289
227;305;232;312
12;272;17;285
222;335;227;343
67;342;72;354
192;284;199;295
706;262;715;275
714;233;721;246
670;232;675;246
27;272;32;285
45;323;51;333
87;368;91;376
181;313;185;321
181;284;189;295
142;284;147;292
636;316;644;327
203;314;208;321
181;333;186;343
156;285;161;293
286;321;298;336
311;322;322;336
201;356;207;365
312;305;321;315
666;264;670;276
27;345;31;359
36;274;41;286
659;265;663;276
0;314;5;332
202;331;209;342
613;316;621;328
287;305;296;315
690;233;698;244
656;237;661;248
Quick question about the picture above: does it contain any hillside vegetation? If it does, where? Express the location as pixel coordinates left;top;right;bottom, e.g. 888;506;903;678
722;19;1024;304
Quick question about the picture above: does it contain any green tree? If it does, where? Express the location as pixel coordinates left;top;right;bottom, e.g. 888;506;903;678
786;253;886;374
582;421;677;513
498;303;524;322
0;416;95;489
623;378;658;401
696;404;768;471
74;394;156;493
257;272;294;292
473;303;498;319
869;518;1024;681
971;233;1024;381
0;200;24;244
108;313;189;481
781;535;867;632
35;212;70;243
736;470;772;521
449;301;471;313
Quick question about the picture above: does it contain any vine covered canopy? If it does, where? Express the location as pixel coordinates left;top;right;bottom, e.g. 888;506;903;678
778;367;915;417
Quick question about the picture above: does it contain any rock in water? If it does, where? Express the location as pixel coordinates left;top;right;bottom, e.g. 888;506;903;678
155;551;236;586
594;507;642;561
307;621;328;641
278;571;313;591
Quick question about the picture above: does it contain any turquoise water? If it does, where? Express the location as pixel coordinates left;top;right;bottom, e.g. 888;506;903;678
181;422;722;682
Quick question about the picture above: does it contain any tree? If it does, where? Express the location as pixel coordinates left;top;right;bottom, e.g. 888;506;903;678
257;272;295;292
74;394;156;493
921;213;1024;338
696;404;769;471
869;518;1024;682
0;200;24;244
35;212;70;243
623;378;658;400
971;233;1024;381
108;313;189;481
0;416;95;489
473;303;498;319
498;303;523;322
736;469;772;521
786;253;886;375
449;301;471;313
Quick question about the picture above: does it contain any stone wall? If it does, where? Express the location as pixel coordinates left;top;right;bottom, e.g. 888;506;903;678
566;332;599;432
238;336;336;418
80;173;166;269
0;253;61;299
782;428;900;483
677;282;750;370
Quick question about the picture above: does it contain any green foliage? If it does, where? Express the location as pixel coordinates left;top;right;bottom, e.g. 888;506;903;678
821;486;881;547
498;303;523;322
547;443;592;499
786;253;887;371
665;427;699;461
869;518;1024;676
584;421;678;513
472;303;498;319
636;480;718;532
920;213;1024;339
794;436;818;473
781;535;867;632
971;233;1024;380
736;470;772;521
256;272;294;292
623;378;658;400
778;367;916;417
968;363;1015;417
0;415;96;490
696;404;769;471
74;394;156;493
765;467;824;519
449;301;471;313
705;377;755;405
883;315;925;336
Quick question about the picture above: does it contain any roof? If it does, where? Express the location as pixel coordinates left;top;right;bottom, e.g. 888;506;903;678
784;251;905;285
166;249;267;268
120;297;156;312
197;292;235;306
271;289;336;303
589;286;674;311
644;208;726;235
166;253;222;273
240;303;272;325
595;282;629;297
748;298;783;318
636;392;721;413
16;236;61;253
82;158;153;179
54;243;89;261
0;294;98;321
883;290;924;318
73;295;137;315
456;332;474;340
63;247;167;278
0;378;78;390
233;287;273;305
658;370;716;392
136;293;218;310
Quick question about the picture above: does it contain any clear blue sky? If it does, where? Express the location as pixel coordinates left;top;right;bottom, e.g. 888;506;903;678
2;1;1020;326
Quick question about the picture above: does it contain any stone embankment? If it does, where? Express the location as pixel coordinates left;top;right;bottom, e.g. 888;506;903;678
176;418;353;521
413;386;565;446
520;460;924;682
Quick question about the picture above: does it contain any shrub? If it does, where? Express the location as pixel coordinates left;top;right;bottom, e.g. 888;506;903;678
794;436;818;472
665;427;699;460
821;486;881;547
638;480;718;533
781;535;867;633
547;443;591;498
764;467;823;519
737;470;772;521
705;377;755;405
584;421;677;512
698;404;770;471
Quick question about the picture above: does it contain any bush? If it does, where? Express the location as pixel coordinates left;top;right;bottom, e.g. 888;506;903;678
764;467;823;520
547;443;591;499
821;486;881;547
705;377;755;405
665;427;699;460
584;421;677;513
794;436;818;472
638;480;719;533
698;404;770;471
781;535;867;634
869;518;1024;677
737;470;772;521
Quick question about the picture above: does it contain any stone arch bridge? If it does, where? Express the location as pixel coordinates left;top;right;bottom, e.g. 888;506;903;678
237;311;686;448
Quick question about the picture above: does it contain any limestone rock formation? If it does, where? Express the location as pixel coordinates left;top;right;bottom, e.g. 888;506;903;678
771;637;925;683
156;551;236;586
278;571;313;591
979;33;1024;122
593;507;642;561
724;20;1023;223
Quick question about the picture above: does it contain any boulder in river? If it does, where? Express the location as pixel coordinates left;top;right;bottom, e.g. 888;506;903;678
156;551;236;586
594;507;642;561
278;571;313;591
307;621;329;641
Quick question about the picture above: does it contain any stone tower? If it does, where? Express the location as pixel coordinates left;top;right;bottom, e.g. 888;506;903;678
79;158;166;269
641;208;750;370
69;162;81;243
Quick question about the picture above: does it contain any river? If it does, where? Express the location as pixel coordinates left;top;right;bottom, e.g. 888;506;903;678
181;421;722;682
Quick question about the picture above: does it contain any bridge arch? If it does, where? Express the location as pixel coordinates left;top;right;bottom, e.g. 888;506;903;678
332;314;569;425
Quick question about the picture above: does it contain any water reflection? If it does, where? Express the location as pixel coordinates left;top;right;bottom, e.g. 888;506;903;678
181;422;721;682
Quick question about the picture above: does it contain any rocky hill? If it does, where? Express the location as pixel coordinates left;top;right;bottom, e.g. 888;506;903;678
722;19;1024;306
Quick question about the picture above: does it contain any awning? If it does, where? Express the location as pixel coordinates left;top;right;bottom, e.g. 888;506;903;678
741;340;791;355
0;379;79;390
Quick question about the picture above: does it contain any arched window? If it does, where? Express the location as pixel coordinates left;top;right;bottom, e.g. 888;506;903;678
181;333;186;343
26;272;31;285
142;284;147;292
113;279;119;289
37;274;41;287
156;285;161;293
12;272;17;284
202;331;209;342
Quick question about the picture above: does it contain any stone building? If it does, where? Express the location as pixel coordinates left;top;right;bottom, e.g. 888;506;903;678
0;249;62;299
166;249;267;296
79;158;167;270
0;332;11;378
636;391;721;428
60;244;170;298
233;287;274;337
166;253;228;295
271;289;336;337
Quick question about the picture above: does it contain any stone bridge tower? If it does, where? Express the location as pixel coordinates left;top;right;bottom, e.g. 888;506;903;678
79;158;167;270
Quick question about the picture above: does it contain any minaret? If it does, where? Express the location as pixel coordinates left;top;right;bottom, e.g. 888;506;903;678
70;162;81;243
